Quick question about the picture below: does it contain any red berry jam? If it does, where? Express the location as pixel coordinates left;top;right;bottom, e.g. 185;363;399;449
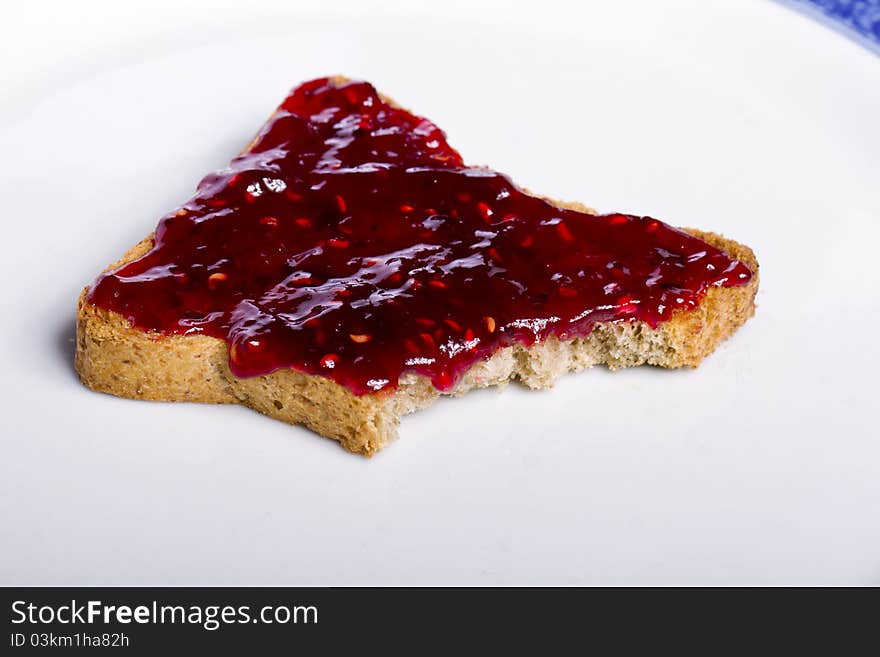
88;77;753;394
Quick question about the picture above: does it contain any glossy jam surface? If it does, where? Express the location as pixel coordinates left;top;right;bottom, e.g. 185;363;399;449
89;77;753;394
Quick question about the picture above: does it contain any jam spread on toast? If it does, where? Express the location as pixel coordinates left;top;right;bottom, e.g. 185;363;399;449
88;77;752;394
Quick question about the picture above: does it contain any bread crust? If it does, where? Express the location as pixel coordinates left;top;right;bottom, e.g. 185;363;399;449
76;218;758;456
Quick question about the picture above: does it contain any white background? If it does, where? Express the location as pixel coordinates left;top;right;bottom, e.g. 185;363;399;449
1;0;878;585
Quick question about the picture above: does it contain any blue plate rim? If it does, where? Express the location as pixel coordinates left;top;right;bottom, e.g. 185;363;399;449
777;0;880;55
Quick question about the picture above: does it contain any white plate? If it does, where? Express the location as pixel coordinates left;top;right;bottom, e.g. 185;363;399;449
2;0;879;585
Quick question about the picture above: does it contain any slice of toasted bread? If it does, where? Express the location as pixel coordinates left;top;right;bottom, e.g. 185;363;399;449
75;80;758;456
